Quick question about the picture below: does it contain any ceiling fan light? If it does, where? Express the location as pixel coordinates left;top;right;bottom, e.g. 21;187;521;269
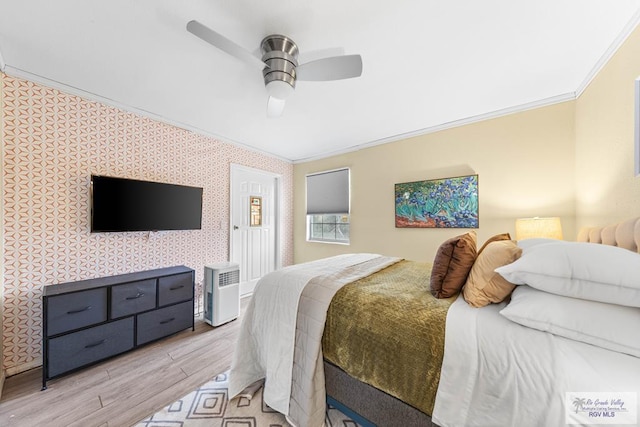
266;80;294;100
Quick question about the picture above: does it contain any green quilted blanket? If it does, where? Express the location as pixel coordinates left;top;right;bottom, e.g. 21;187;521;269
322;260;456;415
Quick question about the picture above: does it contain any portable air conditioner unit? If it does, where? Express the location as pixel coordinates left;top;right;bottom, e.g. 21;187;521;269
203;262;240;326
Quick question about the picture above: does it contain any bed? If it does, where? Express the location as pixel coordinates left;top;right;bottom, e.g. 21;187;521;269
228;217;640;427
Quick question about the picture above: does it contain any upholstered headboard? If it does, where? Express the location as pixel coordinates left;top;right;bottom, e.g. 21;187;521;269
576;217;640;253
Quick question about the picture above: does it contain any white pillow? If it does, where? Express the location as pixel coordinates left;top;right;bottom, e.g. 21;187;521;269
495;241;640;307
500;286;640;357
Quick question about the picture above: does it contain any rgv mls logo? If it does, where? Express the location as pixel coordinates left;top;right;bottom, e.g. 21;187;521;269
566;392;637;425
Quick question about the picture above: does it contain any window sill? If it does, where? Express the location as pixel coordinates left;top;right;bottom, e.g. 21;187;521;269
307;239;350;245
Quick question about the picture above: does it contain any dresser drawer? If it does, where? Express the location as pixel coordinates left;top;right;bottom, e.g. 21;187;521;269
136;301;193;345
46;288;108;336
158;273;193;307
110;279;157;318
47;317;134;378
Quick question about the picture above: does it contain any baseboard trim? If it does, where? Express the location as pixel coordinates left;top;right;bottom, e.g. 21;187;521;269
5;358;41;377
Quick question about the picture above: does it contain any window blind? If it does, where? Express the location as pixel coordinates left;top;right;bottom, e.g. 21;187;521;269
306;168;350;215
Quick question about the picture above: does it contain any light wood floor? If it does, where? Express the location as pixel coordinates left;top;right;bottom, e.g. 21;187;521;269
0;298;249;427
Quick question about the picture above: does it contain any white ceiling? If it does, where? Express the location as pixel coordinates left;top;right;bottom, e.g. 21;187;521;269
1;1;640;162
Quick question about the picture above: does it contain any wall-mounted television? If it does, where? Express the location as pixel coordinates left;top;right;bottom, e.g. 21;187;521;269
91;175;203;232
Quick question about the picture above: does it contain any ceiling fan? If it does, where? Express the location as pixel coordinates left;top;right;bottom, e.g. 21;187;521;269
186;20;363;117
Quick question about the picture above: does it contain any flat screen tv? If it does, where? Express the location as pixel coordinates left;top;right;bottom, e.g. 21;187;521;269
91;175;203;232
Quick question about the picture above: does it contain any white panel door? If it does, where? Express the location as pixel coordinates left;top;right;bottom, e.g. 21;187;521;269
230;165;278;296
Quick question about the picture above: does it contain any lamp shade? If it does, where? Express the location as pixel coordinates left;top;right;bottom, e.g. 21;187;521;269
515;217;563;240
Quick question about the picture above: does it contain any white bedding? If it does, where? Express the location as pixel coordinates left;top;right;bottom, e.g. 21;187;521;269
433;295;640;426
228;253;400;427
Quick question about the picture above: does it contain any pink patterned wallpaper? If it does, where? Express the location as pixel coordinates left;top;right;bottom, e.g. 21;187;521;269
0;73;293;373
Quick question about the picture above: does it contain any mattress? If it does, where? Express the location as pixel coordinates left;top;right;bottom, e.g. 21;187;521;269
433;295;640;426
229;253;401;427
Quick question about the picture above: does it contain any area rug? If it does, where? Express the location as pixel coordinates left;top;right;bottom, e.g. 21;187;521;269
133;371;359;427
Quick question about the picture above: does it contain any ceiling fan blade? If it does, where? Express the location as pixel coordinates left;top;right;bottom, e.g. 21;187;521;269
296;54;363;81
298;47;345;64
186;20;266;70
267;97;286;118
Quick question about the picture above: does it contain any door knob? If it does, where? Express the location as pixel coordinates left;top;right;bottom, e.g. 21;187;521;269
233;225;239;230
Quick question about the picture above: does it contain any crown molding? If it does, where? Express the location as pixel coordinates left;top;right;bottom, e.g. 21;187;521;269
575;8;640;98
0;46;6;72
293;92;576;164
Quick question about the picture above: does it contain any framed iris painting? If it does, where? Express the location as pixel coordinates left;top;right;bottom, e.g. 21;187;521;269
395;174;478;228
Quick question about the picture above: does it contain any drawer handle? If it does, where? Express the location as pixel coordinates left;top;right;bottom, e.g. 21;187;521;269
125;292;145;300
160;317;176;325
67;305;92;315
84;339;106;349
169;285;185;291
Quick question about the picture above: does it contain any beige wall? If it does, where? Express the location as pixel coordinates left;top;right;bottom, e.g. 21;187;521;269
294;102;576;264
294;19;640;264
575;24;640;228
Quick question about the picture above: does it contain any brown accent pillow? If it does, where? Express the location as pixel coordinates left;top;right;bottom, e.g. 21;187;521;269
478;232;511;255
430;231;477;298
463;240;522;308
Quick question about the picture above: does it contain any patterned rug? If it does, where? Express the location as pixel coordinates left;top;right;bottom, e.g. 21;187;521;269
133;371;359;427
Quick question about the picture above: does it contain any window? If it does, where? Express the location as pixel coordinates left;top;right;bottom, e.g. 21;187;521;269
308;214;350;243
306;168;350;244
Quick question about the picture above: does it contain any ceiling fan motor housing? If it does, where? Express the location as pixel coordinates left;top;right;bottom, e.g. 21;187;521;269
261;34;299;97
